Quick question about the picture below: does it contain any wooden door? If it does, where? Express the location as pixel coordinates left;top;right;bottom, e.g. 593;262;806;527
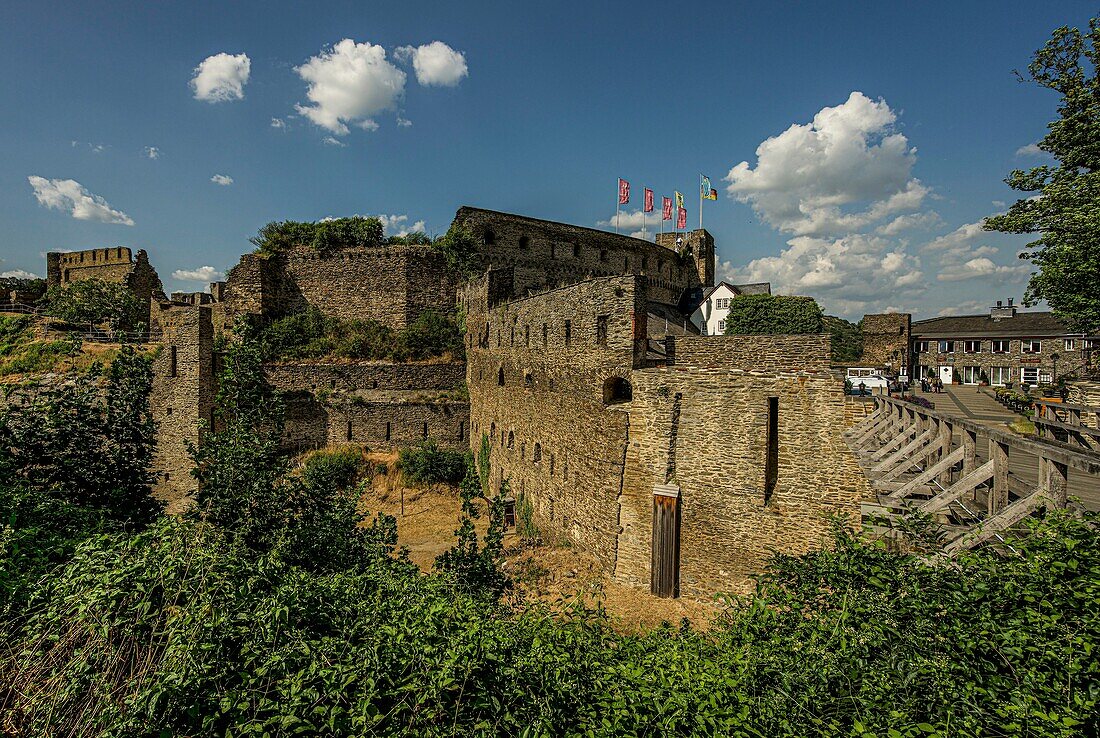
650;486;681;598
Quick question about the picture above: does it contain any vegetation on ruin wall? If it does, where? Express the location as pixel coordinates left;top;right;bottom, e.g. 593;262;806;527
432;223;482;278
1;334;1098;736
40;278;147;331
250;216;386;256
260;307;465;362
0;275;46;301
984;17;1100;333
824;314;864;363
399;439;469;486
723;293;825;335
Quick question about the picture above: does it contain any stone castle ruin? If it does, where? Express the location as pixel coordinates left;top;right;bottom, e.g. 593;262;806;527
53;207;870;596
46;247;167;312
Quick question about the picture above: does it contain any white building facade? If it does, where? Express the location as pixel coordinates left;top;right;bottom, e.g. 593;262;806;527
690;281;772;336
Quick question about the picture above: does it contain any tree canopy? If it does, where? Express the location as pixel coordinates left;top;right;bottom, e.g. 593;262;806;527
40;279;147;331
723;294;825;335
250;216;385;256
984;17;1100;332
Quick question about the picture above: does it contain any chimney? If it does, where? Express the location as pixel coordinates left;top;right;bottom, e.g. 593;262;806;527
996;300;1003;307
991;298;1017;320
1008;297;1014;306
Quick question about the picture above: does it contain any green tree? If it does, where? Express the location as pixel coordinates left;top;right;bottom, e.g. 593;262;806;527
723;294;824;335
249;216;384;256
40;279;146;331
984;18;1100;332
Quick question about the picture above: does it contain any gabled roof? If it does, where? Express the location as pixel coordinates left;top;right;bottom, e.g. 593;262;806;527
912;311;1081;338
700;281;772;301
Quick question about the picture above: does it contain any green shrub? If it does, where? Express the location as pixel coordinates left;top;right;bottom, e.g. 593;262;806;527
392;310;465;361
302;447;367;491
723;294;824;335
432;223;482;277
398;440;468;486
39;279;146;331
250;217;384;256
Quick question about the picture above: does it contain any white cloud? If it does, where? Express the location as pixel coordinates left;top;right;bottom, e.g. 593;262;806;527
725;91;928;237
1;269;39;279
71;141;106;154
395;41;468;87
397;116;412;127
937;300;990;317
190;52;251;102
294;39;406;135
596;209;662;238
1015;143;1044;157
172;266;225;282
377;213;426;236
721;232;925;314
992;200;1006;208
27;176;134;225
271;117;287;129
322;136;348;147
874;211;942;236
210;174;234;186
144;146;160;160
937;257;1030;283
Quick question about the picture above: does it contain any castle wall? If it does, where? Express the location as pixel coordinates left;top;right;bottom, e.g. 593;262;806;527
455;207;712;306
49;247;135;287
221;245;457;329
465;273;871;598
465;275;646;567
265;361;466;394
283;395;469;451
861;313;911;370
149;303;216;512
615;335;869;597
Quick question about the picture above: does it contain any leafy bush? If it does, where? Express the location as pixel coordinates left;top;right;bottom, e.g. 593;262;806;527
823;314;863;362
398;440;469;486
260;307;463;362
432;223;482;277
301;447;367;491
39;279;146;331
250;216;384;256
0;346;161;612
723;294;824;335
386;230;432;245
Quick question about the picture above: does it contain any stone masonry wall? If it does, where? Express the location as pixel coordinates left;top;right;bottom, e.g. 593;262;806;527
465;274;646;568
615;334;870;597
221;244;456;329
911;338;1076;385
455;207;712;307
265;361;466;394
283;395;469;451
149;302;216;511
861;313;911;370
466;272;872;598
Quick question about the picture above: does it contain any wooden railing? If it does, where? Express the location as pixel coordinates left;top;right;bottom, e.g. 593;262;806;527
847;396;1100;555
1033;398;1100;451
0;302;41;315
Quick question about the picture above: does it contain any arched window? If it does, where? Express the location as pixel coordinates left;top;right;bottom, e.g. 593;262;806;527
533;443;542;463
483;228;496;245
603;376;633;404
518;235;529;249
497;367;505;386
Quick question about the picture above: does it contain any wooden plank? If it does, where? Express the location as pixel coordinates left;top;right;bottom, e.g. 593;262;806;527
865;425;918;462
989;440;1010;515
882;447;966;503
877;429;945;483
917;459;994;514
943;493;1049;556
871;428;937;474
1034;416;1100;439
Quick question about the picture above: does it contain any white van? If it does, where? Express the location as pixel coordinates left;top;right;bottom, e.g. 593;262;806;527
846;368;890;393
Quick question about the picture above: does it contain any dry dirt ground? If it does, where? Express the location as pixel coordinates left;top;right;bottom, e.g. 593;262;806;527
359;452;728;632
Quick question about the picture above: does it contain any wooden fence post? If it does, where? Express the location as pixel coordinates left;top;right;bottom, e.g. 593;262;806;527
989;439;1010;515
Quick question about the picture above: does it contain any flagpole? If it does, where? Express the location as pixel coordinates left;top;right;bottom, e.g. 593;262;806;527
699;176;703;230
615;180;620;233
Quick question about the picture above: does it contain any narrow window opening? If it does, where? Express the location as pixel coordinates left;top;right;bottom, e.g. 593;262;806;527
596;315;609;346
524;372;533;388
510;325;515;345
533;443;542;463
564;320;571;346
542;323;548;347
423;422;429;439
483;228;496;245
549;454;555;476
458;421;465;442
525;325;530;347
573;243;581;258
518;235;529;249
385;422;391;441
764;396;779;505
168;346;177;377
346;421;353;441
507;430;515;449
497;367;505;386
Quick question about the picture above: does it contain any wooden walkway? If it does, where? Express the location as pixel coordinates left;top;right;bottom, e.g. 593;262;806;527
847;396;1100;555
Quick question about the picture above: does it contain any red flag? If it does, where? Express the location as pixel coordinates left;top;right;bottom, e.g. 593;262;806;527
676;207;687;230
662;196;672;221
644;188;654;213
618;178;630;205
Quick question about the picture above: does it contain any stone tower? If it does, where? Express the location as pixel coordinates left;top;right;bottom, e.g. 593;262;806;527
655;229;715;290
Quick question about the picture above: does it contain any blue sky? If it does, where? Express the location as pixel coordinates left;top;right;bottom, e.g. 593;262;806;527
0;1;1093;319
